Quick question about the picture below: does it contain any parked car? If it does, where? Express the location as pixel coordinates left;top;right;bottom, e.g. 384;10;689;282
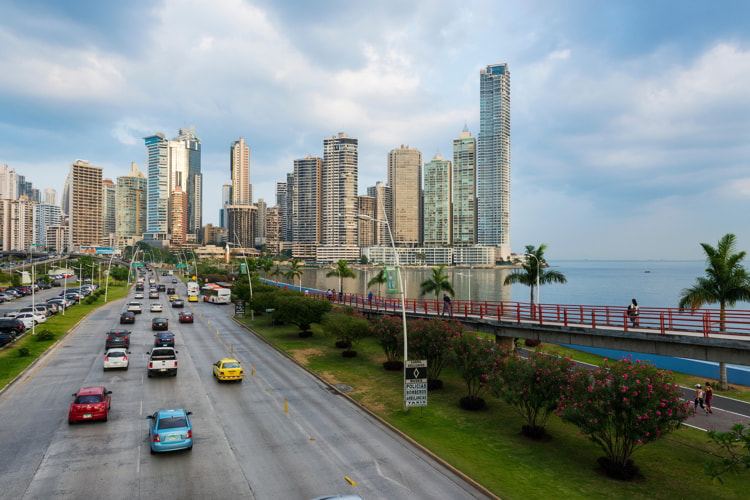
15;312;46;328
105;329;130;349
0;333;14;347
152;317;168;331
172;299;185;308
120;311;136;324
19;305;52;318
146;409;193;453
150;303;163;313
51;280;61;287
0;317;26;336
103;348;129;370
178;311;193;323
127;302;142;314
154;331;175;347
68;386;112;424
212;358;244;382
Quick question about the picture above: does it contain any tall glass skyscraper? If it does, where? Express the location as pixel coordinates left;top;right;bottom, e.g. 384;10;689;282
423;152;452;246
144;133;169;239
452;125;476;246
478;63;511;248
322;133;358;247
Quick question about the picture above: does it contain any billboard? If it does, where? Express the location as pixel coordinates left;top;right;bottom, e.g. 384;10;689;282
80;247;115;255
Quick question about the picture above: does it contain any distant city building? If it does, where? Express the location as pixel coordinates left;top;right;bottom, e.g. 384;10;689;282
66;159;103;250
265;205;281;254
45;224;67;252
230;138;252;204
16;174;38;202
321;133;358;248
202;223;227;246
255;198;266;247
220;184;231;229
144;133;170;242
388;145;422;246
227;204;256;249
367;181;391;246
357;195;376;248
101;179;116;246
115;162;147;250
478;63;511;249
34;203;62;247
174;127;202;237
43;188;57;206
170;186;188;245
452;125;477;246
292;155;323;244
0;198;35;251
0;164;17;200
423;152;452;246
275;181;288;242
285;172;294;243
362;246;452;266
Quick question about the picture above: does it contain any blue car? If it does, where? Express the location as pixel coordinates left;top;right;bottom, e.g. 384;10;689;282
146;409;193;454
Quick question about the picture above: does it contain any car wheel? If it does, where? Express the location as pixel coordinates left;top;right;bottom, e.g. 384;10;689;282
187;445;193;451
68;419;74;425
150;447;155;455
103;415;107;422
147;372;152;378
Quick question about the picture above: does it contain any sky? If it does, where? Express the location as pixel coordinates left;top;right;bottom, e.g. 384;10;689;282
1;0;749;260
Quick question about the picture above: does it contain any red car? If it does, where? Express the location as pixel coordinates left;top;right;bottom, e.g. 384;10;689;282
68;386;112;424
179;311;194;323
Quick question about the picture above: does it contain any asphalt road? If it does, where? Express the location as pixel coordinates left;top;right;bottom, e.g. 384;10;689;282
0;277;490;500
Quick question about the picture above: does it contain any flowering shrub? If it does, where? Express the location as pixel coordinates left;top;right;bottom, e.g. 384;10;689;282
408;319;463;389
369;315;403;368
556;357;691;479
449;333;503;410
322;308;370;355
488;350;573;438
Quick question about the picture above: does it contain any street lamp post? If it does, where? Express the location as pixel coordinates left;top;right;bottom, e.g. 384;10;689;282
231;230;254;320
355;212;409;411
104;253;115;302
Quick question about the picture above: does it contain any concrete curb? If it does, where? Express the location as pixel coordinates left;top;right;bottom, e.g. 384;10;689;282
0;294;128;397
231;315;500;500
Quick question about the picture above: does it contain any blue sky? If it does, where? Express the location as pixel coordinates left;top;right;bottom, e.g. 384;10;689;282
1;0;749;260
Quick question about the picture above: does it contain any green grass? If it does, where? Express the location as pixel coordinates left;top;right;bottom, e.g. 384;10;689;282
238;314;749;500
0;282;129;387
538;344;750;403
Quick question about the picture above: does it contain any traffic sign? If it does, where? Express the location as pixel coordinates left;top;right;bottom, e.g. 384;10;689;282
234;301;245;317
404;360;428;407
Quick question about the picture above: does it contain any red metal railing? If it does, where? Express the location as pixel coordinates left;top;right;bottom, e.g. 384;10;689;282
299;288;750;339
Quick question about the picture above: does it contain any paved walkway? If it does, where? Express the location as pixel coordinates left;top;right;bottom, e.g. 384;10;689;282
678;388;750;432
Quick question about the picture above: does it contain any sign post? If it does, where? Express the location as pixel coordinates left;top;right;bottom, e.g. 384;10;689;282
234;301;245;317
404;359;428;408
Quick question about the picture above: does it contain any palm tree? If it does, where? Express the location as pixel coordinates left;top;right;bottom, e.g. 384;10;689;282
326;260;356;293
271;264;283;283
420;264;455;299
258;258;274;280
367;268;387;297
678;233;750;390
284;258;304;289
504;244;567;305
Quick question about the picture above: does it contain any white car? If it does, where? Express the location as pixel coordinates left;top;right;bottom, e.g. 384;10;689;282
15;313;46;328
127;302;142;314
150;303;163;313
103;348;129;370
134;292;144;299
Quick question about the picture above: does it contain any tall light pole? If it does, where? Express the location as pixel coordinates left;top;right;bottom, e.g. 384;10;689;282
104;252;115;302
233;229;253;304
355;212;409;411
524;253;541;306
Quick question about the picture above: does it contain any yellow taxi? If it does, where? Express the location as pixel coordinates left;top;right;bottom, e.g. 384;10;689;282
212;358;244;382
168;295;180;302
188;295;198;302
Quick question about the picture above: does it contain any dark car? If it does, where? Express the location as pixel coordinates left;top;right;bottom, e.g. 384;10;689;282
157;284;166;292
151;317;168;331
166;287;176;295
120;311;136;324
51;280;61;287
0;317;26;336
178;311;193;323
135;283;144;292
172;299;185;308
105;329;131;349
0;333;14;347
154;331;175;347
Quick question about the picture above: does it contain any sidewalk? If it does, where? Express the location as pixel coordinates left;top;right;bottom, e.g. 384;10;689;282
678;388;750;432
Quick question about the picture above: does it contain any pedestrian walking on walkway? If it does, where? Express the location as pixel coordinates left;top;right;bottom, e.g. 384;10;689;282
704;382;713;414
628;298;640;327
442;294;452;317
694;384;705;415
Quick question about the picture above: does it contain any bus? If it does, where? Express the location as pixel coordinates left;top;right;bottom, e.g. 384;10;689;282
201;285;231;304
187;281;200;302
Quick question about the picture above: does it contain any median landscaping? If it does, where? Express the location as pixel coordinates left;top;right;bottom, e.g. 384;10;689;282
236;308;748;500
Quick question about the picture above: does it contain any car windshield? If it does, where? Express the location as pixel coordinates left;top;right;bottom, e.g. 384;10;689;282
75;395;103;404
223;362;240;368
158;416;187;429
107;352;125;358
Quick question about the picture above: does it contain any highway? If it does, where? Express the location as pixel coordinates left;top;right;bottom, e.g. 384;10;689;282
0;277;490;500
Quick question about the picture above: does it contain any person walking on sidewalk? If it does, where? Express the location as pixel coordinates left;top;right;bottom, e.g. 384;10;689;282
694;384;705;415
704;382;713;414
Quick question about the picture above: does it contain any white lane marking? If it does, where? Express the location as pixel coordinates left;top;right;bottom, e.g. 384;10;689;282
139;400;143;416
136;445;141;475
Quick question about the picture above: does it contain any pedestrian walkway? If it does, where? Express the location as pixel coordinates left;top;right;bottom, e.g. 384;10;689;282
678;388;750;432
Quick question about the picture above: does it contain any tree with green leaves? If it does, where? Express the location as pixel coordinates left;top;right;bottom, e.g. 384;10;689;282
419;264;454;299
258;257;274;279
273;294;332;337
489;350;574;438
271;264;283;283
678;234;750;390
284;258;304;289
408;318;463;390
705;421;750;483
367;268;387;298
369;314;404;369
322;307;371;355
504;244;567;305
449;333;501;410
326;259;356;294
